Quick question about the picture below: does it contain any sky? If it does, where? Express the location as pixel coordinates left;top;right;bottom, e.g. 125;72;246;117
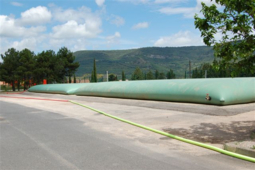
0;0;220;57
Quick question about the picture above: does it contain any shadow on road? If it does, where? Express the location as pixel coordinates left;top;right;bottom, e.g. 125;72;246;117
163;121;255;144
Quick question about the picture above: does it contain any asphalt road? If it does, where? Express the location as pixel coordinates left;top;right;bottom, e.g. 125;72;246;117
0;98;254;170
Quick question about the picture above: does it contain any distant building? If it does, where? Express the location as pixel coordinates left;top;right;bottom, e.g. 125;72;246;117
0;81;8;85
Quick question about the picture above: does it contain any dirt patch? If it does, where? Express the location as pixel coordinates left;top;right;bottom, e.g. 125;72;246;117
163;121;255;144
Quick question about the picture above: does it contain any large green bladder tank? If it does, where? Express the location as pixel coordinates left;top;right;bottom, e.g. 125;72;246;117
75;78;255;105
28;78;255;105
28;83;86;95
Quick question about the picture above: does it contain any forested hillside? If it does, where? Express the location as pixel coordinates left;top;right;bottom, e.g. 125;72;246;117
74;46;214;78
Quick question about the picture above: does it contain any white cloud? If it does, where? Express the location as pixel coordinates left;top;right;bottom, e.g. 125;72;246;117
0;15;46;38
154;31;204;47
20;6;52;25
51;20;101;39
11;2;23;6
116;0;150;4
0;4;106;55
132;22;149;30
155;0;186;4
47;38;84;52
95;0;105;6
72;39;87;51
12;38;38;51
138;0;150;3
109;15;125;26
53;6;101;24
159;7;194;17
159;0;221;18
0;35;47;55
51;6;102;39
106;32;121;44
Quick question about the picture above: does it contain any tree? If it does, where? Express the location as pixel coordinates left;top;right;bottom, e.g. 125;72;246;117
192;67;202;78
0;62;2;81
109;74;118;81
146;70;154;80
158;72;165;79
155;70;159;79
74;74;76;83
192;60;253;78
121;70;126;81
18;48;35;90
0;48;20;91
1;47;80;87
194;0;255;76
34;50;57;84
52;50;65;83
90;58;97;82
166;69;176;79
131;67;144;80
57;47;80;82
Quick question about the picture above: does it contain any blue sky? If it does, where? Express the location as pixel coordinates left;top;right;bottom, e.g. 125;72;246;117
0;0;219;56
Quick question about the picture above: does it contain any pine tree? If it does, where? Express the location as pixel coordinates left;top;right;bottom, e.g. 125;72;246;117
146;70;154;80
131;67;143;80
74;74;76;83
121;70;126;81
93;59;97;82
155;70;159;79
69;75;71;83
158;72;165;79
90;59;97;82
167;69;176;79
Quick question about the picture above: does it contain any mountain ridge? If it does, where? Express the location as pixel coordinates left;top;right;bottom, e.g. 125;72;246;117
74;46;214;78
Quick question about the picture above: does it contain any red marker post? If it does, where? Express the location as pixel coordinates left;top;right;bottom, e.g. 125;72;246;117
43;79;47;85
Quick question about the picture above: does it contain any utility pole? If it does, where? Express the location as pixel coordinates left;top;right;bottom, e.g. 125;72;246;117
205;70;207;78
106;71;108;82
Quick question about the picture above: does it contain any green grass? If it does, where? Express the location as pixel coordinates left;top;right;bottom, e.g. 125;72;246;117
0;85;25;92
0;85;12;91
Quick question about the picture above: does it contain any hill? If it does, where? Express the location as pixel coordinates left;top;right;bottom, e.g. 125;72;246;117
74;46;214;78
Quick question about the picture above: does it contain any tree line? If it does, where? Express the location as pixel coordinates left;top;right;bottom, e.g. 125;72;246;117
192;60;254;78
0;47;79;91
105;67;176;82
131;67;175;80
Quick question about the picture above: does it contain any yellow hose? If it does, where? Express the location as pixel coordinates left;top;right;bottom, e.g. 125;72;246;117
70;100;255;163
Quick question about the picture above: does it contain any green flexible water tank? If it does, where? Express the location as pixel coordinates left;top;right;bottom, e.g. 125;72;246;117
28;83;86;95
74;78;255;105
28;78;255;105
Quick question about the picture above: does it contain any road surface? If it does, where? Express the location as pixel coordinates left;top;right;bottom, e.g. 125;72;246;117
0;94;254;170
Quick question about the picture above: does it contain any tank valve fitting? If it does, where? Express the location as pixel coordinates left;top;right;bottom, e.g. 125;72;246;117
205;93;211;101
